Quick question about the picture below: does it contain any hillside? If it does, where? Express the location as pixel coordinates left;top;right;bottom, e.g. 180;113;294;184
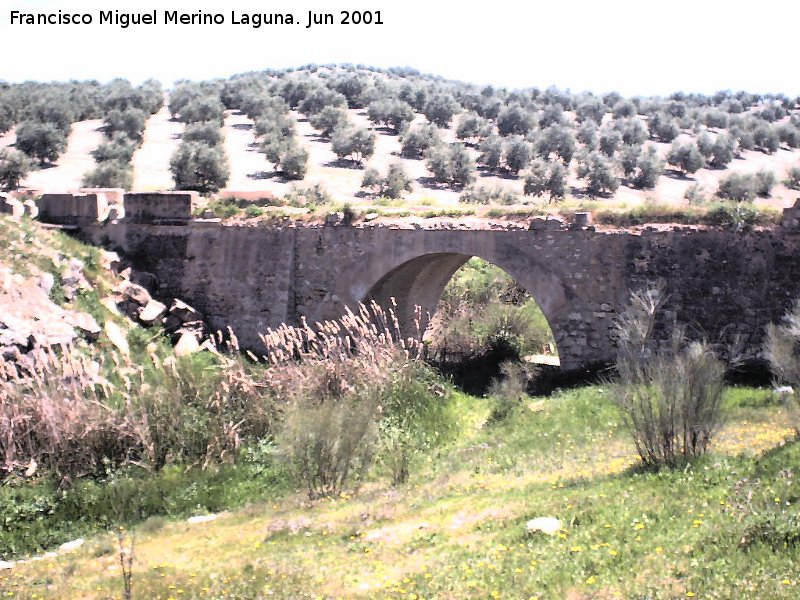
1;66;799;224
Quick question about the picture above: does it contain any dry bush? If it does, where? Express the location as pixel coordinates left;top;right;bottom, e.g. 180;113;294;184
261;302;428;497
765;300;800;433
1;302;446;493
0;340;274;482
613;287;726;469
0;346;136;481
276;355;383;499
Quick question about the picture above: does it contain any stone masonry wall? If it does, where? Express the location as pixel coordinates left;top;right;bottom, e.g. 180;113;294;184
80;222;800;372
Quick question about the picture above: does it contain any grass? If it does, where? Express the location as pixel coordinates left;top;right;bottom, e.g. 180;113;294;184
2;385;797;599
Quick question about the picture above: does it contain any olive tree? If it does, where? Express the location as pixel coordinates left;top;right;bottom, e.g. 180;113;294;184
14;121;68;165
0;149;32;190
331;125;375;164
177;95;225;125
523;159;566;200
367;99;414;134
667;141;705;176
361;163;413;198
309;106;349;138
423;93;460;128
104;108;147;142
400;124;441;159
170;141;230;193
577;151;620;196
503;136;532;175
83;162;133;189
497;105;535;136
425;143;474;187
182;121;224;146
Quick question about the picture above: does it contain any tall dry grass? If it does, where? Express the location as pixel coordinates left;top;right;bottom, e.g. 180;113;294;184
0;302;428;487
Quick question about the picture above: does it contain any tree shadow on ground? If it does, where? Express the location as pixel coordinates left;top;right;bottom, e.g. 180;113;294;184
247;170;294;183
323;158;364;170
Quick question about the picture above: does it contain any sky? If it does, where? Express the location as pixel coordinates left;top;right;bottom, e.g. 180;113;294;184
1;0;798;96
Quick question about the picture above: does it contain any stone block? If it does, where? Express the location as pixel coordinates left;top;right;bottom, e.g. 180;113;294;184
123;192;198;223
37;193;108;225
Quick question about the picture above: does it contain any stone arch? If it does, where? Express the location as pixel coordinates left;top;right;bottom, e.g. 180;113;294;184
337;245;571;362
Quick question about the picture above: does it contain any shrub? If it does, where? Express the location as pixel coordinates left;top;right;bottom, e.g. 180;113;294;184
276;369;380;499
361;167;381;191
459;186;519;205
0;149;32;190
765;300;800;433
284;183;331;207
487;361;534;423
377;361;456;485
170;141;230;193
705;202;760;230
612;287;726;469
83;161;133;189
754;169;776;197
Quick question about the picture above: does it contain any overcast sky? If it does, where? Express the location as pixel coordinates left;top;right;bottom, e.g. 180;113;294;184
2;0;798;96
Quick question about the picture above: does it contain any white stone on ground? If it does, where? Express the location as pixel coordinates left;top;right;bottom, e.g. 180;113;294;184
187;513;219;525
525;517;562;535
59;538;85;552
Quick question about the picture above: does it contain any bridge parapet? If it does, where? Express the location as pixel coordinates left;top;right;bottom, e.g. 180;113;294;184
34;190;198;226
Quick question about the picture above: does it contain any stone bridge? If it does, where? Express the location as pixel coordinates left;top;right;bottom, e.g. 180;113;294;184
31;191;800;373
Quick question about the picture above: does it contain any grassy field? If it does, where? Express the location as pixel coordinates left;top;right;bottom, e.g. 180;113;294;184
2;385;797;599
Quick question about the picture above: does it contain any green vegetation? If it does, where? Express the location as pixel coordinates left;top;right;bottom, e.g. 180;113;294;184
2;217;800;598
0;149;32;190
169;141;230;194
2;384;796;598
429;258;555;366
